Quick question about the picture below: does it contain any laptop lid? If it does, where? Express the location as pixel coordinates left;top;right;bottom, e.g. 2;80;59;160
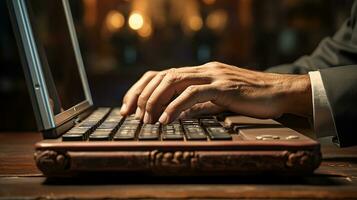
8;0;93;138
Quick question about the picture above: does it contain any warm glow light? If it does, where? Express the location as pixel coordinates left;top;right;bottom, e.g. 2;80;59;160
83;0;97;27
203;0;216;5
128;12;144;30
188;16;203;31
206;10;228;31
138;23;152;38
106;10;125;32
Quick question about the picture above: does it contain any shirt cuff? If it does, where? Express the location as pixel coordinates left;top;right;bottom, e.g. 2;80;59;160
308;71;338;138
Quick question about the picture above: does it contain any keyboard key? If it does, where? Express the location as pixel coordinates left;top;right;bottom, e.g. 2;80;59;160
162;134;184;140
78;120;98;129
86;108;110;121
162;131;184;140
184;125;207;140
113;129;136;140
185;133;207;140
105;116;123;123
124;114;137;120
77;108;111;129
138;130;159;140
123;119;140;126
97;122;118;130
113;116;140;140
138;123;160;140
200;119;221;127
120;125;138;130
62;127;91;141
162;124;184;140
109;108;122;116
123;122;141;126
181;119;199;125
89;130;112;141
206;127;232;140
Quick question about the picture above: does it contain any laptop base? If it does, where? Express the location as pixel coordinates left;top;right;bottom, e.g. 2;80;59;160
34;116;321;177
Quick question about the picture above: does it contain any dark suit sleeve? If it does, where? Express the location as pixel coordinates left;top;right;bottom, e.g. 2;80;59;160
267;1;357;147
319;66;357;147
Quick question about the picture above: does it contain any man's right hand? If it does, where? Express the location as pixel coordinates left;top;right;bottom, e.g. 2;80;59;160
120;62;312;124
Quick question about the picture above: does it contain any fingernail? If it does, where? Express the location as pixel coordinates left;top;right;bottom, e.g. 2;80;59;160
159;112;168;124
120;104;127;114
134;107;142;119
143;111;151;124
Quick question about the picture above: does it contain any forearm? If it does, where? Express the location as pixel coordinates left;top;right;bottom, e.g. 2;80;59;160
279;74;313;117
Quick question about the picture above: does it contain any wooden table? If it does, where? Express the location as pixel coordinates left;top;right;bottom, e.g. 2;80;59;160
1;131;357;199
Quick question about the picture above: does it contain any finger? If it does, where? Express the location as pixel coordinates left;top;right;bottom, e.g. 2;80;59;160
144;69;211;123
136;70;168;120
138;67;203;121
120;71;157;115
178;102;225;119
159;84;218;124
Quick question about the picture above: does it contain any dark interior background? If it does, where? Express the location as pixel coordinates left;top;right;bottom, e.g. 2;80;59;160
0;0;354;131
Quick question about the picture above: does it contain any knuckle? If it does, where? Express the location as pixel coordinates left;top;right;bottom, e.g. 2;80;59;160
204;62;227;73
210;61;221;66
132;89;142;98
205;61;221;68
213;81;229;92
144;70;157;77
164;68;180;84
158;71;168;78
167;68;177;72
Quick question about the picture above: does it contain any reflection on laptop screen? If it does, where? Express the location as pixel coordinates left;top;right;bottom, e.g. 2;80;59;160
28;0;86;115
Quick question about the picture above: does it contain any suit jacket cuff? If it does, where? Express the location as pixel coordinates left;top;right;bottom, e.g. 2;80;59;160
308;71;338;138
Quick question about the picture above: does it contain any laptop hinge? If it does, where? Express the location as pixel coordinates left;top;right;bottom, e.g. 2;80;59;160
42;106;94;139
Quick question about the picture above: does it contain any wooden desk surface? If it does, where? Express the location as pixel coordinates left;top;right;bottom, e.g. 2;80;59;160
1;131;357;199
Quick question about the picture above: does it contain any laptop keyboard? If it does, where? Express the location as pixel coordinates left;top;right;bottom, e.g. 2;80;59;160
62;108;232;141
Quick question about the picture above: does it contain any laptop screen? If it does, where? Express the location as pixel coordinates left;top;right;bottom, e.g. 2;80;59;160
28;0;87;115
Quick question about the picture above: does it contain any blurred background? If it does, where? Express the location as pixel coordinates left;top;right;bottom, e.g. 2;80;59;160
0;0;354;131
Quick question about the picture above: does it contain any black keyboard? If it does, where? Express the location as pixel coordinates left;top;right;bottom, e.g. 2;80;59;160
62;108;232;141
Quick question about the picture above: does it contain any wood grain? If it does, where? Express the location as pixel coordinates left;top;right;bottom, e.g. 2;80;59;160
0;132;42;176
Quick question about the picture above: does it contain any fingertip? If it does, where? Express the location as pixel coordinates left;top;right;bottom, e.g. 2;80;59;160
134;107;143;120
120;104;128;115
143;111;152;124
158;112;168;124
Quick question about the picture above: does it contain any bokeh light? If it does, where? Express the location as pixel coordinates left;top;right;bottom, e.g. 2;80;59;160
128;12;144;30
206;10;228;32
202;0;216;5
188;15;203;31
105;10;124;32
138;22;152;38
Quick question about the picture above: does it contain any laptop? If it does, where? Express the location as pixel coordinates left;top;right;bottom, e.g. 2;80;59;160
8;0;321;177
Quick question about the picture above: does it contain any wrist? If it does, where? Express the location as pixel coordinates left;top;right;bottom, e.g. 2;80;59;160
280;74;313;117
